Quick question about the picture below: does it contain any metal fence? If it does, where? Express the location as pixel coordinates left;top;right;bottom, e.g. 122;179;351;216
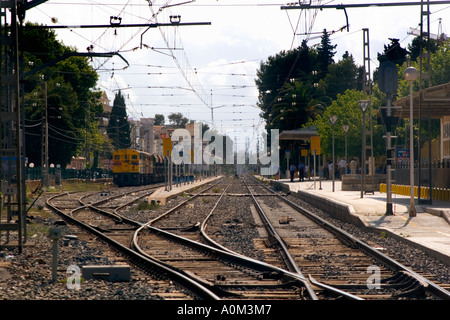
395;159;450;169
393;159;450;189
26;167;112;182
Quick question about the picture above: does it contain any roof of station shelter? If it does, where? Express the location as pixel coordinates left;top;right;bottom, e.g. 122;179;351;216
393;82;450;119
279;126;318;141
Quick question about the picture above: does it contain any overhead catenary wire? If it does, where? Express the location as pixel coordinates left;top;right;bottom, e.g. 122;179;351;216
147;2;214;124
28;1;264;134
36;1;445;137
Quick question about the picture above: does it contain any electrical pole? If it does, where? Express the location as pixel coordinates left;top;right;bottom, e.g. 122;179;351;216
0;0;50;252
12;0;24;252
379;61;398;215
0;0;210;253
362;28;374;196
418;0;433;205
41;81;49;187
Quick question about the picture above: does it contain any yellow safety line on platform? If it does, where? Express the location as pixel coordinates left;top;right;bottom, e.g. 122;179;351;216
397;215;450;238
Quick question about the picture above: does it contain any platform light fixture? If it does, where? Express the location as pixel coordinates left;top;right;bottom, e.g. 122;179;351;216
329;115;338;192
358;100;369;198
342;124;349;171
404;66;419;217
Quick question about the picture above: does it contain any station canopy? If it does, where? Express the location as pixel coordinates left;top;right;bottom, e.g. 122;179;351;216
279;126;318;141
393;82;450;119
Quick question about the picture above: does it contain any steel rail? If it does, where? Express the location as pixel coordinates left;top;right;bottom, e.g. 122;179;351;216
46;192;220;300
79;184;165;224
254;176;450;300
133;177;320;299
244;179;303;275
46;186;320;300
244;178;352;300
198;179;328;299
80;183;164;208
199;181;236;254
145;177;224;225
134;218;318;297
47;179;361;300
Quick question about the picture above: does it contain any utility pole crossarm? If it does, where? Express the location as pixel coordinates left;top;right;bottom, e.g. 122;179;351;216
25;22;211;29
17;0;49;22
23;0;49;10
281;1;450;10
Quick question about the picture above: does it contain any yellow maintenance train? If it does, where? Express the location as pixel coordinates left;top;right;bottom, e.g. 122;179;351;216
112;149;166;187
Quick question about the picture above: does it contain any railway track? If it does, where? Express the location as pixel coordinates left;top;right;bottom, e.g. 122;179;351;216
133;178;313;300
242;175;450;300
47;178;314;300
46;175;450;300
46;184;216;300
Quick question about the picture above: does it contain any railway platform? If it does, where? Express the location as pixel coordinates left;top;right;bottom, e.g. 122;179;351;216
268;177;450;266
147;176;223;205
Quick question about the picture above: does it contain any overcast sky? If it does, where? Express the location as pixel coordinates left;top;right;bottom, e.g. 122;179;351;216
25;0;450;146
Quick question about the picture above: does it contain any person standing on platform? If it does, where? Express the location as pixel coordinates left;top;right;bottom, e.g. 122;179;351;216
338;157;347;180
324;161;329;180
289;164;296;182
328;161;333;180
350;159;357;175
298;162;305;182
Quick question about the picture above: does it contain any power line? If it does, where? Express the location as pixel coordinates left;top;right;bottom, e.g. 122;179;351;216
148;3;214;123
282;1;450;10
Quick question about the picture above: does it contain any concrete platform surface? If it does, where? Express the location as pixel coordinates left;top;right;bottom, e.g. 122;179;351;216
148;176;222;205
269;177;450;265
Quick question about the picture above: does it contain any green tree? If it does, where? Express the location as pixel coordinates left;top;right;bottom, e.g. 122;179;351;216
427;39;450;87
154;114;165;125
305;89;384;161
269;81;314;131
256;42;320;132
397;39;450;96
168;112;189;127
374;38;409;87
408;36;440;62
378;38;409;65
22;23;101;167
201;122;210;135
256;40;363;134
322;52;363;100
317;29;337;75
107;91;131;149
394;39;450;149
77;120;113;169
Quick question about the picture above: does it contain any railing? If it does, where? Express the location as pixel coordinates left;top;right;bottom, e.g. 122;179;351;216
380;183;450;202
26;167;112;181
391;159;450;190
395;159;450;169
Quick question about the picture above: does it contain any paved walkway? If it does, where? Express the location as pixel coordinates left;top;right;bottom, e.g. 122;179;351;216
270;177;450;265
148;176;222;205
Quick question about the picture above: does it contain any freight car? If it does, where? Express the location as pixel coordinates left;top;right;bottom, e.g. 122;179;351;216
112;149;166;187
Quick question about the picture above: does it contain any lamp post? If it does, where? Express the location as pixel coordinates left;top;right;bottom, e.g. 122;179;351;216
404;67;419;217
358;100;369;198
329;115;338;192
342;124;349;170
